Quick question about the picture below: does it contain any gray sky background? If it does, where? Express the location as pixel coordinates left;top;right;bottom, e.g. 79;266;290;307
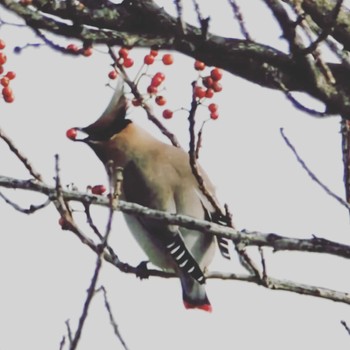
1;1;350;349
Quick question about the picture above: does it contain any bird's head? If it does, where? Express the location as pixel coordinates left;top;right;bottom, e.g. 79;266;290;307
66;77;130;144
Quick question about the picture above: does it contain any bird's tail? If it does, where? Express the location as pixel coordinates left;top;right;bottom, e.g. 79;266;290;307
179;273;212;312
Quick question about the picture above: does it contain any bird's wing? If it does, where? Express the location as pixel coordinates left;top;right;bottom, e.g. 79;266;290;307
194;187;231;260
122;160;206;284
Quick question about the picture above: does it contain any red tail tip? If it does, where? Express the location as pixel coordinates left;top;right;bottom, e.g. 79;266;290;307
183;301;212;312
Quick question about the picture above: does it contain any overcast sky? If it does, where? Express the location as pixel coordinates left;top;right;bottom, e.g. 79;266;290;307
1;1;350;349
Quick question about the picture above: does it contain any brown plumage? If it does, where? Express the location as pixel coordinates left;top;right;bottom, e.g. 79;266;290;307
67;78;230;311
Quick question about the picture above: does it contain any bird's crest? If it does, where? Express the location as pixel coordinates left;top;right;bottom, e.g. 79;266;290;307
81;77;129;140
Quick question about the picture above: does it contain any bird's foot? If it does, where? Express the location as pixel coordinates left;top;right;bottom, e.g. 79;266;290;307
136;261;150;280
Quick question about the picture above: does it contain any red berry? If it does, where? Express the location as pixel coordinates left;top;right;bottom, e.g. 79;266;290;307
208;103;218;113
162;109;173;119
210;112;219;120
0;66;4;75
0;39;5;50
108;70;118;80
150;50;159;57
1;77;9;87
91;185;106;195
58;217;69;230
205;89;214;98
194;86;206;99
162;54;173;65
194;60;205;71
144;54;155;65
154;72;165;81
4;94;14;103
210;68;223;81
67;44;79;53
123;57;134;68
6;71;16;80
119;47;129;59
0;53;7;65
202;76;214;88
66;128;77;140
147;85;158;94
151;76;163;87
155;96;167;106
132;98;142;107
82;47;93;57
212;81;223;92
2;86;12;97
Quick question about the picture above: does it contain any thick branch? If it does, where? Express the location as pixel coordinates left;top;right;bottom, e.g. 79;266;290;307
2;0;350;115
1;175;350;260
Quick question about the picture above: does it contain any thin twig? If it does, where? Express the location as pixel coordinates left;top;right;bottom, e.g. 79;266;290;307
69;161;116;350
65;320;73;344
0;128;43;181
97;286;130;350
195;119;208;159
173;0;186;35
227;0;252;40
188;82;222;214
290;0;337;84
280;128;350;209
302;0;344;55
0;191;50;214
69;254;103;350
259;247;267;282
279;83;329;117
341;320;350;336
84;203;104;240
191;0;209;39
33;28;78;55
59;336;66;350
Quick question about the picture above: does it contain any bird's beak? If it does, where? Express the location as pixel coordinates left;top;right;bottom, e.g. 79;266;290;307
66;127;89;142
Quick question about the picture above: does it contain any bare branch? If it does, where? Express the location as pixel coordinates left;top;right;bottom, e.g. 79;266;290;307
0;191;50;214
97;286;129;350
207;271;350;305
341;320;350;336
2;174;350;260
0;128;43;181
173;0;186;35
188;82;223;214
65;320;73;344
84;203;104;240
69;164;115;350
69;253;103;350
277;80;329;117
191;0;209;39
59;335;66;350
227;0;253;40
280;128;350;209
302;0;344;55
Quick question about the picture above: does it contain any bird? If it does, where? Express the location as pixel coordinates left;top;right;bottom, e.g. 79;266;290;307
66;78;230;312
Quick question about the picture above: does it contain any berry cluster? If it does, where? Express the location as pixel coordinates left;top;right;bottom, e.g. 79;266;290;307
106;48;223;120
107;48;174;112
66;44;93;57
193;61;223;119
0;38;16;103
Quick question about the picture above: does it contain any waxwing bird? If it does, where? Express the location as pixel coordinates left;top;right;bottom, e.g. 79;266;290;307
67;78;230;312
